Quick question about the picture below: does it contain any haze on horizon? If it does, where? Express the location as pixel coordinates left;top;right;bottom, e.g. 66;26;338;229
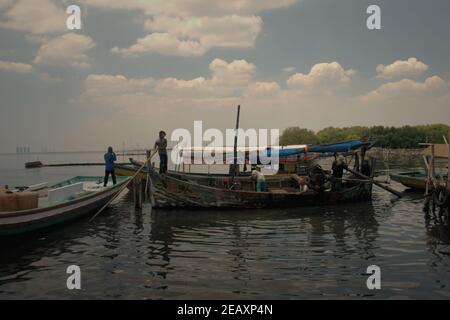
1;0;450;153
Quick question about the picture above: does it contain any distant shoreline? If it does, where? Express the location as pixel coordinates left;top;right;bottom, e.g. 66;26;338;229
0;149;149;156
367;147;423;158
0;147;427;157
0;151;104;156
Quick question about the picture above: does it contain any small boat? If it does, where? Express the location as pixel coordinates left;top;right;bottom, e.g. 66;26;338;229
0;176;130;237
390;171;427;190
25;161;43;169
390;170;448;191
389;143;449;191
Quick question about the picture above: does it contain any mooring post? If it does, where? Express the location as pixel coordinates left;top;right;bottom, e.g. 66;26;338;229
145;150;150;200
133;177;143;209
145;150;156;207
445;136;450;189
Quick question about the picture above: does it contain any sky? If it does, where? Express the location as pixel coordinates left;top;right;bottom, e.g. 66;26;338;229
0;0;449;152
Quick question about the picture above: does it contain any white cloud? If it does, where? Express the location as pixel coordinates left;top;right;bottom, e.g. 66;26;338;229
38;72;62;83
73;58;450;130
79;60;359;112
283;67;295;73
0;60;34;74
154;58;256;99
287;62;355;92
376;57;428;79
361;76;449;102
85;0;300;16
114;15;262;57
0;0;66;35
244;82;281;98
82;59;255;105
0;60;64;83
112;33;206;57
33;33;95;68
147;15;262;49
86;0;299;57
85;74;155;96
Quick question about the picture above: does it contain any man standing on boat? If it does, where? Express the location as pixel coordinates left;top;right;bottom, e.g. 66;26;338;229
154;131;168;174
331;155;347;191
251;168;267;192
104;146;117;187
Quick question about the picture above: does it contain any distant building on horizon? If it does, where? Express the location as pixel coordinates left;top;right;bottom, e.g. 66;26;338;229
16;146;31;154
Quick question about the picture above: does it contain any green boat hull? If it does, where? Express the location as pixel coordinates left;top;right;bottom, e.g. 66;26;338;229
0;176;130;237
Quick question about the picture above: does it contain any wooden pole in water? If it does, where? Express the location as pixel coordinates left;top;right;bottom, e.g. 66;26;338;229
134;178;143;209
444;136;450;194
231;105;241;183
444;136;450;183
423;155;431;196
145;150;156;207
431;144;436;185
89;150;157;223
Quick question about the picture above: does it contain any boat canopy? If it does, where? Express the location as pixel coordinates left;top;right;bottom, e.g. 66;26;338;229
178;145;308;164
308;140;373;154
177;140;372;164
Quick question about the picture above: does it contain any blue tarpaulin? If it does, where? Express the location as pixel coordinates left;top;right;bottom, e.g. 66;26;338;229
270;140;372;158
308;140;372;153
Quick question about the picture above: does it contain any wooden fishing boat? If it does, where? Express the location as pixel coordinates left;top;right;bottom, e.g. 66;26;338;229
147;169;373;209
390;171;427;190
115;139;377;208
115;163;373;208
0;176;130;236
25;161;43;169
389;143;449;191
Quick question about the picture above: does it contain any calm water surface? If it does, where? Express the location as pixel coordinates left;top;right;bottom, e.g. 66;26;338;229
0;153;449;299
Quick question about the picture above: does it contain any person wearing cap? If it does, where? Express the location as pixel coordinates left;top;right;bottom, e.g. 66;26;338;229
104;146;117;186
154;131;168;174
332;155;347;191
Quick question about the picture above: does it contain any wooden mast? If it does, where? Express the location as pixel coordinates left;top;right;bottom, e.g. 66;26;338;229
444;136;450;191
231;105;241;183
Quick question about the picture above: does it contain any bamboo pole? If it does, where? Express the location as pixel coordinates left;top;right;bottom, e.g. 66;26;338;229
146;150;156;207
423;155;431;196
134;178;143;209
89;150;157;223
431;144;436;183
231;105;241;183
444;136;450;186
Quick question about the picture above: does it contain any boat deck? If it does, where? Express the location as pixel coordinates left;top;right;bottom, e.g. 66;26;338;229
36;180;121;208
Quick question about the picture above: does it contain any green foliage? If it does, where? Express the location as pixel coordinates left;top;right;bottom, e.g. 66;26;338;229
279;124;450;148
279;127;319;146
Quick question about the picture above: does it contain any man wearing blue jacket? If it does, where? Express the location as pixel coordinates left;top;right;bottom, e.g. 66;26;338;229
104;146;117;187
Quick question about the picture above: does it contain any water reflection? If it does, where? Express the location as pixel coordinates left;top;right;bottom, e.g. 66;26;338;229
425;211;450;256
1;189;450;299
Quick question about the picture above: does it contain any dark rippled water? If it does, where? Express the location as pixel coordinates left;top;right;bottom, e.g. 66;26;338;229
0;153;449;299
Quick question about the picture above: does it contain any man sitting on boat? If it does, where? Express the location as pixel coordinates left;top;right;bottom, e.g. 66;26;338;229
309;165;327;192
251;169;267;192
154;131;168;174
331;155;347;191
104;146;117;187
290;174;309;192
